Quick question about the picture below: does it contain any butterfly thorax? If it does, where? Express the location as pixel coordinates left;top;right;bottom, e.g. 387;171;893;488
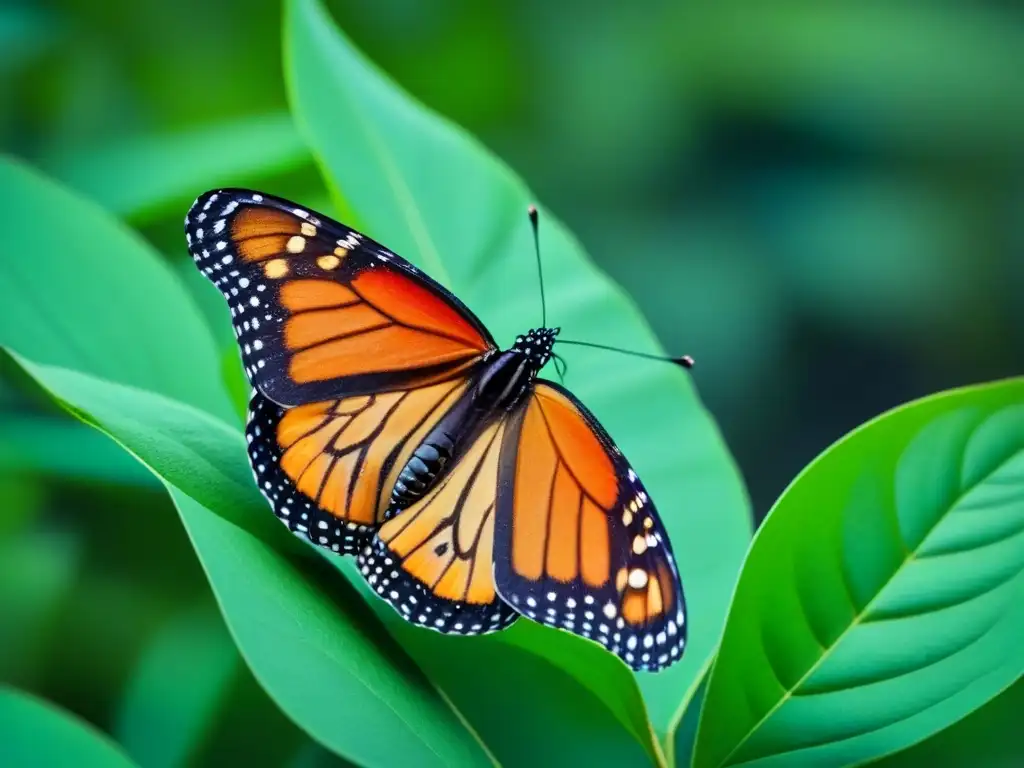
470;326;559;415
510;327;559;372
388;327;558;512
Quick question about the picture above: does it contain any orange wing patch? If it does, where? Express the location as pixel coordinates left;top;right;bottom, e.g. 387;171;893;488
580;498;610;588
275;378;468;526
354;268;490;350
280;280;358;312
493;382;686;671
534;386;617;507
231;206;326;264
285;304;388;352
509;388;617;587
278;271;489;389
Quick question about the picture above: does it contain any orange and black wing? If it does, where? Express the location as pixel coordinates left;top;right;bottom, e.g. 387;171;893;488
494;381;686;671
186;189;497;407
357;417;518;634
246;374;473;555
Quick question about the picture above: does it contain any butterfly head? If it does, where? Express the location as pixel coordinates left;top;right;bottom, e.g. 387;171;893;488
512;327;560;372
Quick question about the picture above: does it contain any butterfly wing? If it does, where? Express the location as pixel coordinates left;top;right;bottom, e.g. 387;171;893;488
494;381;686;671
357;416;519;634
186;189;497;406
246;373;474;555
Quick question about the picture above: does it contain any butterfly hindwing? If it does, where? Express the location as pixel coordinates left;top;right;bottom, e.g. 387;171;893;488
359;416;519;635
494;381;686;671
246;374;474;555
186;189;496;406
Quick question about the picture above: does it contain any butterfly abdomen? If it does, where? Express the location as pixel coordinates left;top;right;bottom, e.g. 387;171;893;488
391;432;454;508
389;350;538;511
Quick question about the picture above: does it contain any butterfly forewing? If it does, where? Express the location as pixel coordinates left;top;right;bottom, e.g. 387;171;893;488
493;381;686;671
186;189;496;406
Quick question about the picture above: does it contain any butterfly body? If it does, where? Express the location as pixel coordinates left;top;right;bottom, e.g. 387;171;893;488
388;329;556;511
186;189;686;671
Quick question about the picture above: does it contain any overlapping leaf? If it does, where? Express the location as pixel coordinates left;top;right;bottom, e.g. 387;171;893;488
7;355;493;768
0;157;232;422
694;379;1024;767
0;686;137;767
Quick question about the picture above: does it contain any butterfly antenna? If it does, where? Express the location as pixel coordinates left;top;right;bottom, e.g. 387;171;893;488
552;352;568;383
555;339;694;369
528;204;547;328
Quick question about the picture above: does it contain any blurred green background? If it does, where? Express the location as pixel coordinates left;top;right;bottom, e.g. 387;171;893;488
2;0;1022;765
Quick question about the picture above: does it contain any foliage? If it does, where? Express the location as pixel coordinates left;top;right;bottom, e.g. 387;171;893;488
1;0;1021;766
691;379;1024;767
0;686;136;767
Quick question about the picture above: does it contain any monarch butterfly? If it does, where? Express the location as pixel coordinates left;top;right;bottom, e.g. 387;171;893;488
185;189;690;671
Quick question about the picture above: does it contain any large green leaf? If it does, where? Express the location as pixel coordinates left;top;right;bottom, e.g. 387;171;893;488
170;488;491;768
693;379;1024;767
5;355;492;768
0;686;137;767
285;0;751;738
45;113;310;224
0;157;232;422
874;677;1024;767
7;354;281;545
336;557;654;767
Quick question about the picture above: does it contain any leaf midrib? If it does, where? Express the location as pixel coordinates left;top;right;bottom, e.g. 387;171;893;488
727;617;1010;768
713;442;1023;767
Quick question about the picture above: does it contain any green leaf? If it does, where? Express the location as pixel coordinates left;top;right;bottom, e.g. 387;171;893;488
498;621;659;759
873;678;1024;767
693;378;1024;768
7;354;277;543
45;113;311;224
285;0;751;738
0;157;233;422
381;619;653;766
169;487;492;768
336;558;653;767
667;659;712;768
0;686;136;767
5;354;492;768
115;606;238;768
287;741;360;768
